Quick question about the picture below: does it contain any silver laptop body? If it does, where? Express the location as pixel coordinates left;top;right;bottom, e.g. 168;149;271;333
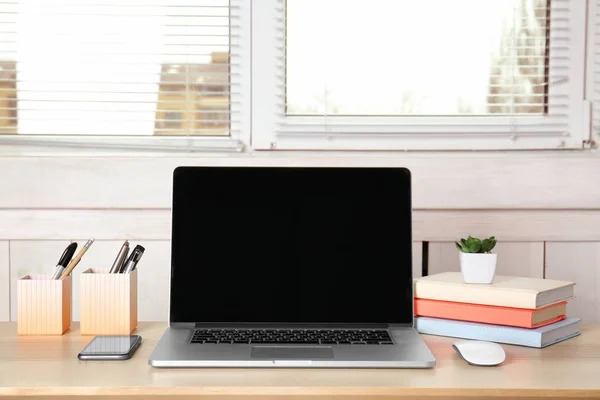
149;166;435;368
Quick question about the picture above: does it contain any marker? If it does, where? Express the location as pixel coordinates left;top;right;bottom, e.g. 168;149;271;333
109;240;130;274
122;245;145;274
51;242;78;280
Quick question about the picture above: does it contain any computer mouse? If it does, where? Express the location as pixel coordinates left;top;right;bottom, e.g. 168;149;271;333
452;340;506;366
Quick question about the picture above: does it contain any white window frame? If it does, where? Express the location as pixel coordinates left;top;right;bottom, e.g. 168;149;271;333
0;0;252;153
251;0;588;151
588;0;600;144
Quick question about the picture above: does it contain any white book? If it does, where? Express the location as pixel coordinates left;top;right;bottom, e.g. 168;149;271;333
414;272;574;309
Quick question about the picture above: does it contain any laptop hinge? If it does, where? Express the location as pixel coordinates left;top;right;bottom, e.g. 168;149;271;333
191;322;393;329
170;322;195;329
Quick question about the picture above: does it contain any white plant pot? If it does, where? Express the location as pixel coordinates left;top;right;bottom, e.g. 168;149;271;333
459;252;497;284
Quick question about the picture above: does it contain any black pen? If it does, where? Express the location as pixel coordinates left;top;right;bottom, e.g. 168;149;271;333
122;245;145;274
51;242;78;280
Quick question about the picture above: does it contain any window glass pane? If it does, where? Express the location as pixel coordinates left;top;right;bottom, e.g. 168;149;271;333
286;0;549;116
0;0;230;136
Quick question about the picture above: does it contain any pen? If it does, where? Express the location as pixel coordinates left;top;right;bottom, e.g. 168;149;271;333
59;238;94;279
51;242;78;280
122;245;145;274
109;240;130;274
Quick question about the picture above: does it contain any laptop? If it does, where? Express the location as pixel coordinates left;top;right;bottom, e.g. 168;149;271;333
149;166;435;368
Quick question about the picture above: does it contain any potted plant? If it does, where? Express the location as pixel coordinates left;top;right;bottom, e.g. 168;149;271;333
455;236;497;284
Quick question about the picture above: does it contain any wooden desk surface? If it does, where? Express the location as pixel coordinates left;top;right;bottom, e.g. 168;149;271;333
0;322;598;400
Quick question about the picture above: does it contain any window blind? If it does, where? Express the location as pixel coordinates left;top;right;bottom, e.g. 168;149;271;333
252;0;586;150
0;0;242;142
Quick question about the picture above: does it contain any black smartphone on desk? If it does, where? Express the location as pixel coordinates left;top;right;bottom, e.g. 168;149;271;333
78;335;142;360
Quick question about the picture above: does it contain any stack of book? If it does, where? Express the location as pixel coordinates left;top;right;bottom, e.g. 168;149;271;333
414;272;580;348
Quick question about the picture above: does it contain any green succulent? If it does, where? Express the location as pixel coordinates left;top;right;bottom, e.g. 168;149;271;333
455;236;496;254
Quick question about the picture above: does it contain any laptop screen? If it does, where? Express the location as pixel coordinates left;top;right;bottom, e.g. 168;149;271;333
170;167;414;325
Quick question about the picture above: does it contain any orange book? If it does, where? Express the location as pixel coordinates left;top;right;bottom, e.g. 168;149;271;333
414;298;567;328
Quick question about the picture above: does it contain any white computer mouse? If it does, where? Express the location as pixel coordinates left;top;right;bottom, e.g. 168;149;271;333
452;340;506;366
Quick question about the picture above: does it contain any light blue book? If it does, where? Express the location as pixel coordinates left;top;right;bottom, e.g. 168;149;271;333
415;316;581;348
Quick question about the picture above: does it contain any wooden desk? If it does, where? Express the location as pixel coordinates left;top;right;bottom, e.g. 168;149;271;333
0;322;598;400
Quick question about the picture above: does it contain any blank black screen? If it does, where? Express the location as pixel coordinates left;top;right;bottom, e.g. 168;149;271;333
170;167;413;325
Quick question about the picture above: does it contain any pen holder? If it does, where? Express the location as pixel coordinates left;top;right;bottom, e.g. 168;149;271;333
17;274;72;335
80;268;138;335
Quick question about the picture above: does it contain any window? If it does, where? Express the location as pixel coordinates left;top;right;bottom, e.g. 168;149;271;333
0;0;592;152
0;0;250;151
159;111;183;130
286;0;550;117
252;0;587;150
0;61;17;134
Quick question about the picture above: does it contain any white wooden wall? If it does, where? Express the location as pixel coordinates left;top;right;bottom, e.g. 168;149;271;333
545;243;600;323
1;154;599;323
0;242;9;321
2;240;597;322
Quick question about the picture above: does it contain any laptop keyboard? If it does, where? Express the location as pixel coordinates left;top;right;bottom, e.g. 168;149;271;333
191;329;394;345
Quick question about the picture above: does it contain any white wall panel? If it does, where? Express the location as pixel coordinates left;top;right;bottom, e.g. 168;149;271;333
0;210;171;240
4;209;600;242
428;242;544;278
10;240;171;322
3;240;599;323
413;242;422;279
1;154;600;209
545;243;600;323
413;210;600;242
0;242;9;321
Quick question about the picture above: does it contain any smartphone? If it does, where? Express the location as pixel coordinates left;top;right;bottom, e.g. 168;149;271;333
78;335;142;360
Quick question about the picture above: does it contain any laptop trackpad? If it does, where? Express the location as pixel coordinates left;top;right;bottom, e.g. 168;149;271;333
251;346;334;359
